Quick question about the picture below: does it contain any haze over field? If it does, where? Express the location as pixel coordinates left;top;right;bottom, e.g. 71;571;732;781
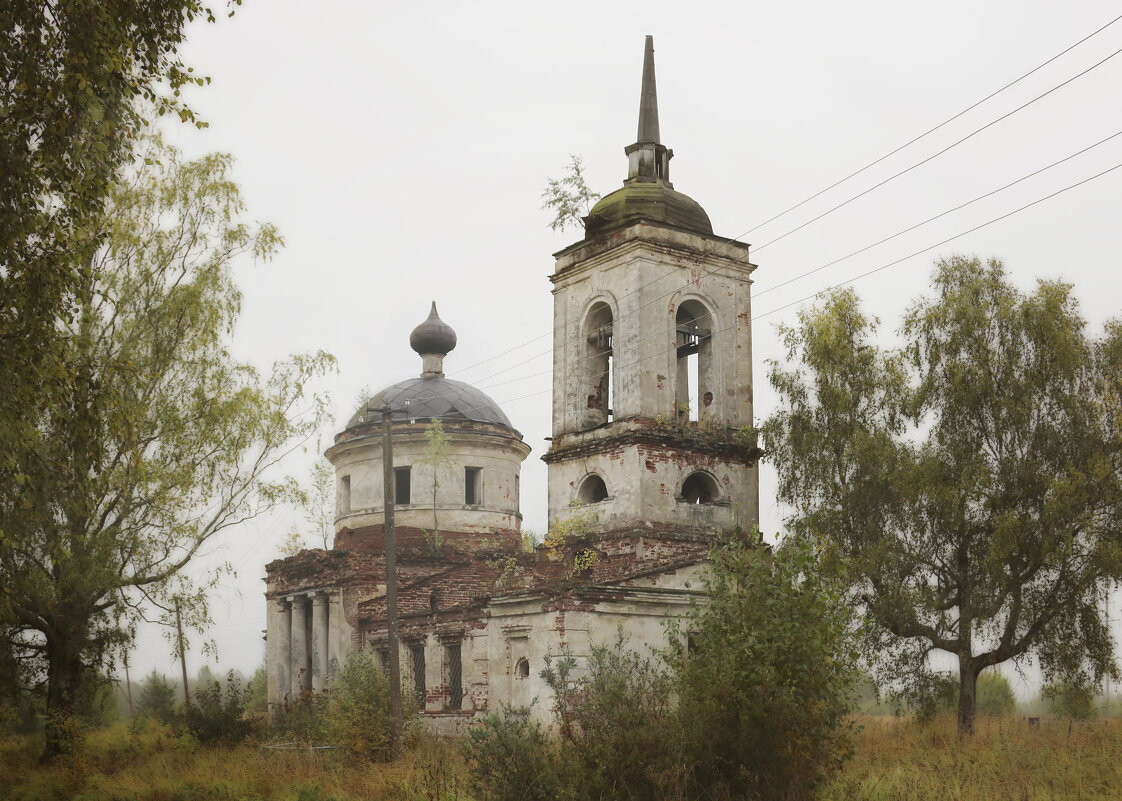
134;0;1122;699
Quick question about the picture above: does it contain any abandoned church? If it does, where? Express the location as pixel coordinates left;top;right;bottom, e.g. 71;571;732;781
265;36;761;734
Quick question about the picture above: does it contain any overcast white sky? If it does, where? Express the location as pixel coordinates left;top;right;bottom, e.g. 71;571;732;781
132;0;1122;697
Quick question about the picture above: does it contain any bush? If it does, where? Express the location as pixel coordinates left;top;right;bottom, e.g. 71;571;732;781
463;534;859;801
673;535;858;800
186;671;257;745
542;634;679;801
1043;680;1096;720
323;648;398;762
136;671;178;725
976;671;1015;717
463;703;560;801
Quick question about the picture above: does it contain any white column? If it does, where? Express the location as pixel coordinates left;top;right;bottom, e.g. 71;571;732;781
327;591;342;680
273;599;291;703
290;594;310;694
311;592;329;692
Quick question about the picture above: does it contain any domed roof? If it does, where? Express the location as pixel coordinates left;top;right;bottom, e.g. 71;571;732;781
584;181;712;238
347;377;515;430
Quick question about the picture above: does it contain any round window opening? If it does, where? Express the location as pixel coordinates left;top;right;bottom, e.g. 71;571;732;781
681;471;720;505
577;474;609;504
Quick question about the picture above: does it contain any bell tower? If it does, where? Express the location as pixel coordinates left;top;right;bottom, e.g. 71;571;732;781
543;36;759;538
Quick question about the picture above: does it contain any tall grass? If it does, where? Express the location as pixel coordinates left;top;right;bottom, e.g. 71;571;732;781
4;714;1120;800
823;715;1122;801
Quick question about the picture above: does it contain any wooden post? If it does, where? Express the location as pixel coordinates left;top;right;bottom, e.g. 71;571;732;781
123;650;134;715
176;601;190;711
380;407;403;756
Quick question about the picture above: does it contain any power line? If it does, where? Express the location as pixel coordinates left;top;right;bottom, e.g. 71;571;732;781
446;13;1122;382
751;42;1122;255
476;130;1122;394
462;39;1122;390
493;158;1122;407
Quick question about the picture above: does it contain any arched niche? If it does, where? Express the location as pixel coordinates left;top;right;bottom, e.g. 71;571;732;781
680;471;720;505
576;473;609;504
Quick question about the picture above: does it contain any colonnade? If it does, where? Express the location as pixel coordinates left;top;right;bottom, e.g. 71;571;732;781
273;591;333;698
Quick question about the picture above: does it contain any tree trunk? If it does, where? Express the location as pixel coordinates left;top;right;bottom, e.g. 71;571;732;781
41;638;85;761
957;659;977;736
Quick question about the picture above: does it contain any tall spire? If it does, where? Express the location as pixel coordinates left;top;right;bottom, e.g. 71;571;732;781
636;35;660;143
624;35;673;186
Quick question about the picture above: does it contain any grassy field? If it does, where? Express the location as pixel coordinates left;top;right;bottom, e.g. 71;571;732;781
3;715;1121;800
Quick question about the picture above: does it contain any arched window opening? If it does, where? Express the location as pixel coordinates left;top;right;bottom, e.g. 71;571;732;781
680;471;719;505
515;656;530;679
577;474;609;504
675;301;713;424
583;302;614;428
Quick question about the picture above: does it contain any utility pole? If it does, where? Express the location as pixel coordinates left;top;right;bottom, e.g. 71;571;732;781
123;650;134;715
380;406;403;756
175;601;190;711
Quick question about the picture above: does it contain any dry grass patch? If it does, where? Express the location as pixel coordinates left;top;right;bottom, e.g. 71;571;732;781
824;715;1122;801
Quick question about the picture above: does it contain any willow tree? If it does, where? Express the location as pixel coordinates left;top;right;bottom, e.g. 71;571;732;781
764;256;1122;734
0;139;334;758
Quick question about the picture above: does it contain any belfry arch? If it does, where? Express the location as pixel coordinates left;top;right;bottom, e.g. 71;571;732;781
582;300;614;428
675;298;714;424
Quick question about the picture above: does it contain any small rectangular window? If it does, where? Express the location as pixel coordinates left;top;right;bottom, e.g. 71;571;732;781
340;475;351;514
411;643;426;702
465;467;482;506
376;647;389;673
445;643;462;709
394;466;411;505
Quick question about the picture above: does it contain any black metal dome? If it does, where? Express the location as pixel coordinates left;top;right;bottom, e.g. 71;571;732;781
347;377;515;430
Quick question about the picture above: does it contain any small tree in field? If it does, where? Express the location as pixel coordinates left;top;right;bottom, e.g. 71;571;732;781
674;535;858;799
764;256;1122;735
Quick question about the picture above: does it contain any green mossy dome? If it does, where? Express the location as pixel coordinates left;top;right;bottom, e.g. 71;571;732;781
584;180;712;238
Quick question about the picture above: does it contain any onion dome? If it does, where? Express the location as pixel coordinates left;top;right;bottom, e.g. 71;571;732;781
409;301;457;358
346;303;518;433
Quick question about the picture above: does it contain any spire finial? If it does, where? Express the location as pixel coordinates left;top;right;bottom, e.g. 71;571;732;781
409;301;457;377
624;36;673;186
637;35;660;143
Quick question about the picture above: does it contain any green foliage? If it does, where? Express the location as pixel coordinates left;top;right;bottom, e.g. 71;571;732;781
976;671;1015;718
543;633;679;801
1043;680;1097;720
136;672;178;726
0;4;233;513
244;666;268;719
764;256;1122;734
674;535;858;800
323;649;399;763
544;502;597;577
463;704;559;801
465;536;857;801
0;137;336;758
185;671;256;745
417;419;454;553
540;154;601;233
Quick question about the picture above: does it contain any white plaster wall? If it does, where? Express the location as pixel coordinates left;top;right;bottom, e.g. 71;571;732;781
547;441;758;532
327;428;530;535
550;225;755;438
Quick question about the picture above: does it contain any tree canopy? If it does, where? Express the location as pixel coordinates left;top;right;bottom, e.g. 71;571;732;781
764;256;1122;734
1;1;236;551
0;138;333;758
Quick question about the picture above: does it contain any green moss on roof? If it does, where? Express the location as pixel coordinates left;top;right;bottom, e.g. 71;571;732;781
584;180;712;238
